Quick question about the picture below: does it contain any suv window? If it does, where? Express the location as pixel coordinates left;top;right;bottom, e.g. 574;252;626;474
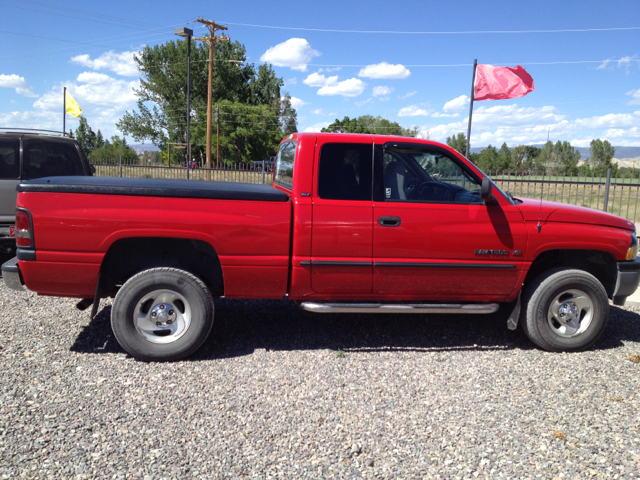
0;137;20;180
318;143;373;201
22;138;84;180
274;141;297;189
382;145;482;203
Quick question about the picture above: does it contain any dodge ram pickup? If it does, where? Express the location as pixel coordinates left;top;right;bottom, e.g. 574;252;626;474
3;133;640;361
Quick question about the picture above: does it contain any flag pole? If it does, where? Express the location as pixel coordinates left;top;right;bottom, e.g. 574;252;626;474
63;87;66;136
465;59;477;158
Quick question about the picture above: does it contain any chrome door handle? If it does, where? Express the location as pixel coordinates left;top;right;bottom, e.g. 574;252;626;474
378;216;401;227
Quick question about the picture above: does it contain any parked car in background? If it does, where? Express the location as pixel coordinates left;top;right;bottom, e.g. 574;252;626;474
251;156;275;173
0;130;93;256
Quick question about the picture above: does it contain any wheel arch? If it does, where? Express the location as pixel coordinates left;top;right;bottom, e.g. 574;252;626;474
524;249;618;297
98;237;224;298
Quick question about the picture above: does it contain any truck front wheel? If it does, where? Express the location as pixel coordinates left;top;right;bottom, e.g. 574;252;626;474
521;268;609;352
111;267;214;361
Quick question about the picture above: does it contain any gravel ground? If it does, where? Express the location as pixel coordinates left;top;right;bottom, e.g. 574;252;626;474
1;280;640;480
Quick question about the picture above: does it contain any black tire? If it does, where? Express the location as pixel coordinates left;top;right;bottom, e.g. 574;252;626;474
111;267;214;361
521;268;609;352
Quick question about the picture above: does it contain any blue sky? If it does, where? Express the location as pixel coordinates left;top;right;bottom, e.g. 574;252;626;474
1;0;639;148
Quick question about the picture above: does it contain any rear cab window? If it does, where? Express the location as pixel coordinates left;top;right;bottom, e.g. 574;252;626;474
22;137;84;180
274;141;297;190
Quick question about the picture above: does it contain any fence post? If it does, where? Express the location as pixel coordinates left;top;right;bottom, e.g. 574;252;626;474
603;167;611;212
119;156;122;177
262;161;266;184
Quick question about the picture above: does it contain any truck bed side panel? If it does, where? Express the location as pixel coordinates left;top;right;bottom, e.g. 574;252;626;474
17;192;292;298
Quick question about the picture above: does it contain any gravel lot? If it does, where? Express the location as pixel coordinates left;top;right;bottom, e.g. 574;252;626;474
1;278;640;479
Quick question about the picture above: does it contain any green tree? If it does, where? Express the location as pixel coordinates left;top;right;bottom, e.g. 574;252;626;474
510;145;541;171
95;130;105;149
88;135;138;163
280;92;298;134
322;115;417;136
474;145;509;172
446;132;467;155
553;141;580;175
75;116;97;154
193;101;282;165
590;139;616;176
117;37;289;163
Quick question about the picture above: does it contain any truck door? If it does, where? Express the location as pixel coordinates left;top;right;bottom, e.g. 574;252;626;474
311;137;374;294
372;142;526;297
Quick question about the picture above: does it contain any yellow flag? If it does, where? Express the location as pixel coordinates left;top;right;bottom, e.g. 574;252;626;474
65;90;82;118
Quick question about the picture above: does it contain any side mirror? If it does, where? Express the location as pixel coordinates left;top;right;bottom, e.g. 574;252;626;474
481;176;493;202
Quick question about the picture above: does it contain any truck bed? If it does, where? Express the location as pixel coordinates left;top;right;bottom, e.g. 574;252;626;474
18;176;290;202
16;177;292;299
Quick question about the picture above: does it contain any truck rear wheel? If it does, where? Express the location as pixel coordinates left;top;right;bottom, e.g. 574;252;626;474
111;267;214;361
521;268;609;352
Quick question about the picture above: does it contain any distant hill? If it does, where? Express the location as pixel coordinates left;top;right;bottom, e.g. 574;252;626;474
470;145;640;160
130;143;160;153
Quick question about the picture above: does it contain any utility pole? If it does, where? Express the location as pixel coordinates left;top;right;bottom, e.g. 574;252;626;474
216;103;220;168
195;18;228;180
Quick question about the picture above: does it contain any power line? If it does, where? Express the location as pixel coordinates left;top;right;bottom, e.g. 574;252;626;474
11;0;170;29
218;21;640;35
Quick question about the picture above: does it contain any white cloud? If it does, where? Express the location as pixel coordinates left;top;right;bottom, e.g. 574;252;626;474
303;121;330;132
378;97;390;102
443;94;469;112
260;38;320;72
324;67;342;72
432;112;460;118
311;108;337;116
284;77;297;86
412;105;640;147
627;89;640;105
372;86;394;96
617;55;636;68
287;96;307;110
71;51;139;77
317;78;367;97
398;105;430;117
398;91;417;99
597;59;611;70
355;98;372;107
358;62;410;79
0;74;37;97
303;72;338;87
34;73;138;113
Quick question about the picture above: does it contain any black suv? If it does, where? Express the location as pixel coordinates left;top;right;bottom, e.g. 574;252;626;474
0;130;93;256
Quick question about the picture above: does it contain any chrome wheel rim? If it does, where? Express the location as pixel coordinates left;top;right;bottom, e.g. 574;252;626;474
547;289;594;338
133;289;192;344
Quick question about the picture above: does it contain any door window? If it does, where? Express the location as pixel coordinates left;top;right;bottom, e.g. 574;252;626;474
274;141;297;189
0;137;20;180
381;145;482;203
22;138;84;180
318;143;373;201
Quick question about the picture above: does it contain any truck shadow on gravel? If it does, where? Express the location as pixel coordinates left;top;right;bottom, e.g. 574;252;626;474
70;299;640;359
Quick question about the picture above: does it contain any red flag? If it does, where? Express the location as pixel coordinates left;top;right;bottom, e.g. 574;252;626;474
474;64;534;101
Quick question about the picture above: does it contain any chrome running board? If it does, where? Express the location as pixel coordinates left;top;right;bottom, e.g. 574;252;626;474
300;302;499;314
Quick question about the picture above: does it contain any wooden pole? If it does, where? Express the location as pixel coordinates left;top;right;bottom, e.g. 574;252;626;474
216;103;220;169
465;59;477;159
196;18;227;180
206;28;213;180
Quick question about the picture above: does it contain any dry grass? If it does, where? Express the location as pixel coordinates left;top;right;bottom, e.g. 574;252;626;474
627;354;640;363
551;429;567;441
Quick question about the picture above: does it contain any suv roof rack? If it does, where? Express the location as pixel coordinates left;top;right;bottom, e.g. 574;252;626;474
0;127;70;137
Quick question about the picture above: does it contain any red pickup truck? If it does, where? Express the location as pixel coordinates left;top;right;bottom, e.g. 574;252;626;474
3;133;640;361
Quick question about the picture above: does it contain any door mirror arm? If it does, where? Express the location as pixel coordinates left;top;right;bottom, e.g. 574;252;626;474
481;176;497;205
